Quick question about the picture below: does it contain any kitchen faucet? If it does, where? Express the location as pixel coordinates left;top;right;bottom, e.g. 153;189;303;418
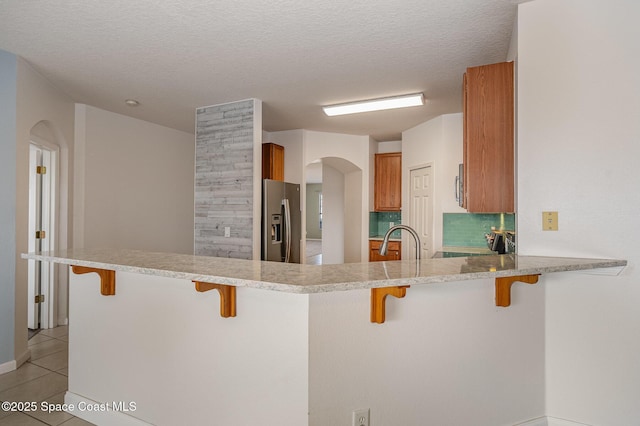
380;224;421;260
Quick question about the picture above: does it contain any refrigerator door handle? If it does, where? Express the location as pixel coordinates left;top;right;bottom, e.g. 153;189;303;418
282;198;291;263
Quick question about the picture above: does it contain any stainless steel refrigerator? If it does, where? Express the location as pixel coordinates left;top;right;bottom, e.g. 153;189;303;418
262;179;301;263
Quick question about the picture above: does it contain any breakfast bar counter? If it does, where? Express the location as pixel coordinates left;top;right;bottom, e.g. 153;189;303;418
20;249;627;426
23;248;626;293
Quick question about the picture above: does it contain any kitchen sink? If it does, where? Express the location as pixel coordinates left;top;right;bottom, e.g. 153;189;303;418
432;251;495;258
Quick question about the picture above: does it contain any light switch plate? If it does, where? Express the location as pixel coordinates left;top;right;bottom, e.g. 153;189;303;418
542;211;558;231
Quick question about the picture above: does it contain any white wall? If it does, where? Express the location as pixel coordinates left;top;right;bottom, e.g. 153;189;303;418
264;129;305;185
309;280;545;425
402;113;465;253
74;105;195;254
518;0;640;424
304;131;370;171
377;140;401;153
321;164;345;264
343;170;363;263
368;137;378;211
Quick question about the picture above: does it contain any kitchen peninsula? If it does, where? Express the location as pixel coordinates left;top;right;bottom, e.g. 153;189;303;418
22;249;626;426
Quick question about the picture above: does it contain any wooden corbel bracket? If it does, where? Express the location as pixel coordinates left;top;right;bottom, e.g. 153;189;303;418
71;265;116;296
194;281;237;318
495;274;540;307
371;285;410;324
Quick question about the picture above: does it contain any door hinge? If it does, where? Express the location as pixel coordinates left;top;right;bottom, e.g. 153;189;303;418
36;166;47;175
35;230;46;239
35;294;45;303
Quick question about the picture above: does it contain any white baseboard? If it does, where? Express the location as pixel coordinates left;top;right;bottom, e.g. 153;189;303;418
0;349;29;374
514;417;548;426
15;347;31;368
512;416;592;426
64;392;150;426
547;417;592;426
0;359;16;375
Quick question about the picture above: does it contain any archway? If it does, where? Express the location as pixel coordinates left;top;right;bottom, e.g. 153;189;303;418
305;157;362;264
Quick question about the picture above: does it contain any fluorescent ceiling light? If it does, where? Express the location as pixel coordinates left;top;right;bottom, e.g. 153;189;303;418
323;93;425;116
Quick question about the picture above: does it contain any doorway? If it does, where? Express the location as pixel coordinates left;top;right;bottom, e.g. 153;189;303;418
409;164;433;259
305;162;323;264
304;157;363;264
305;182;323;265
27;142;57;331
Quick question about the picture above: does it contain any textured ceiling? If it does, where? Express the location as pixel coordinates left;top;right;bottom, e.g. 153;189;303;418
0;0;517;141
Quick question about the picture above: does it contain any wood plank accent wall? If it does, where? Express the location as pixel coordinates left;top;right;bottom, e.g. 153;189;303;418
195;99;257;259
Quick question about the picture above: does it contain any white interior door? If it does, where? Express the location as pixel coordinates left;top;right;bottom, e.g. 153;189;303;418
27;145;40;329
27;143;56;329
409;165;433;259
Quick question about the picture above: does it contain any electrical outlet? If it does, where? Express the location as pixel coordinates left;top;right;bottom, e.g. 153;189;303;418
224;226;231;238
352;408;369;426
390;221;394;227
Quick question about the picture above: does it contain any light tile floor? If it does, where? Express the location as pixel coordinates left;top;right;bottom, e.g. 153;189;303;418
0;326;95;426
306;239;323;265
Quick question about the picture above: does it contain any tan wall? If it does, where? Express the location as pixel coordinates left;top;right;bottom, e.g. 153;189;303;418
75;104;194;254
15;58;75;362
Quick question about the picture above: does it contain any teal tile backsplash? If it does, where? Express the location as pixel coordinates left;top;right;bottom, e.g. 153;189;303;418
443;213;515;247
369;211;402;238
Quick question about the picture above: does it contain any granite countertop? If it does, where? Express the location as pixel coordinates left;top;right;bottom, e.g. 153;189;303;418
369;236;402;241
22;248;627;294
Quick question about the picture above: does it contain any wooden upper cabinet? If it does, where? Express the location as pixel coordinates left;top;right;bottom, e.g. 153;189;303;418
463;61;515;213
262;143;284;181
374;152;402;211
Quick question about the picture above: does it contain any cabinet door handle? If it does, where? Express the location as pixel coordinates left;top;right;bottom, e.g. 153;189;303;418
455;176;460;202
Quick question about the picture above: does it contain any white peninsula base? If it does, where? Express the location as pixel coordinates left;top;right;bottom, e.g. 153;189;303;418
67;268;544;426
22;249;624;425
67;271;308;425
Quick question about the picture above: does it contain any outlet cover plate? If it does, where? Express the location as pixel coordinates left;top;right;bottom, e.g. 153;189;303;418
353;408;370;426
